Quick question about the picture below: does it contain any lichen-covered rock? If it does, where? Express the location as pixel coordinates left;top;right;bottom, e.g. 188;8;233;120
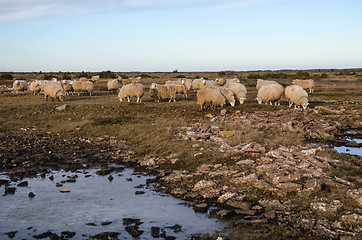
192;180;216;192
311;200;343;216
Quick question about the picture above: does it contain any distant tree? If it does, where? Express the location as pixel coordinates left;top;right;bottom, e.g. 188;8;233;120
0;73;13;80
173;69;178;73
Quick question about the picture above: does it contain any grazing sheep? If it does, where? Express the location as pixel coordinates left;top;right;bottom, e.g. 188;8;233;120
121;76;141;85
292;79;314;93
62;80;74;95
118;83;145;103
256;79;278;91
43;81;64;102
256;83;284;105
29;81;41;95
184;79;193;90
91;75;100;82
70;80;94;96
165;79;184;85
226;78;240;83
51;78;58;82
107;79;120;93
223;82;247;104
197;88;226;111
201;80;217;89
191;78;204;91
150;83;176;102
215;78;226;86
285;85;309;110
165;83;188;97
79;77;88;82
12;80;28;92
208;85;236;106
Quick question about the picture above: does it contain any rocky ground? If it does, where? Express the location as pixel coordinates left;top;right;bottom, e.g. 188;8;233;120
0;72;361;239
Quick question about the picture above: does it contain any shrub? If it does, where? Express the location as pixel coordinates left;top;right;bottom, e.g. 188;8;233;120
62;73;72;80
75;71;90;79
295;71;310;79
99;70;116;79
138;73;152;78
173;69;178;73
0;73;13;80
43;74;58;80
247;74;262;79
175;75;186;79
320;73;328;78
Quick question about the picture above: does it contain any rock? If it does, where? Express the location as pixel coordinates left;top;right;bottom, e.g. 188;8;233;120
235;209;256;216
60;188;70;193
125;225;144;237
91;232;120;239
171;188;187;196
340;214;362;230
17;181;28;187
108;175;114;181
315;220;339;239
264;210;276;220
101;221;112;226
230;173;258;185
310;200;343;216
217;192;236;204
4;186;16;195
220;109;227;116
192;180;216;191
56;104;70;111
28;192;35;198
217;209;234;219
193;203;208;213
200;188;220;199
259;199;281;210
6;231;17;239
61;231;76;238
276;182;302;193
151;227;160;238
123;218;142;226
346;188;362;208
135;191;145;195
167;224;182;233
298;179;323;196
225;200;252;209
345;141;359;147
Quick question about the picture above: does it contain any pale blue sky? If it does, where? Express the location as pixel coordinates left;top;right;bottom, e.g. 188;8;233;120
0;0;361;72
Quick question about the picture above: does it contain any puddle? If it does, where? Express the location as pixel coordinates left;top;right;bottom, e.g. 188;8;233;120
0;168;226;239
334;134;362;157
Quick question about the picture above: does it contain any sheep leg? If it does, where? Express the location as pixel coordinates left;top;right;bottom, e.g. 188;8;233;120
127;97;130;102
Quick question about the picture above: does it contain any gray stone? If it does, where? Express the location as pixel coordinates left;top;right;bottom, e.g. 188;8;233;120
56;104;70;111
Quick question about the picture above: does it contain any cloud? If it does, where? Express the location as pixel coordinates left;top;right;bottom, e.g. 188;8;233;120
0;0;265;22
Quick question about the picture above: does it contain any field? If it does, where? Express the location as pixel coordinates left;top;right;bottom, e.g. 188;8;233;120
0;71;361;239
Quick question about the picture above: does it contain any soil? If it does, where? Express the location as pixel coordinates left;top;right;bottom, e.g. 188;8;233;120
0;71;361;239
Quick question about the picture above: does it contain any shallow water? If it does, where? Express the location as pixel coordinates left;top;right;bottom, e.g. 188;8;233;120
0;168;226;239
334;136;362;157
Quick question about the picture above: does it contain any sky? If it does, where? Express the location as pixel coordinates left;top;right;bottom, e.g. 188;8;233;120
0;0;361;72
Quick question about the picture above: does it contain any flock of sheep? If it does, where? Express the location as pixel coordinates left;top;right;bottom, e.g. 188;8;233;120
11;75;314;111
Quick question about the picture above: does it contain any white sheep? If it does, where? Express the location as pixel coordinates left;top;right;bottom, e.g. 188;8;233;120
12;80;28;92
122;77;141;85
197;88;226;111
62;80;74;95
107;79;120;93
292;79;314;93
201;80;217;89
43;81;65;102
150;83;176;102
165;79;184;85
91;75;100;82
191;78;204;91
285;85;309;110
165;83;188;97
118;83;145;103
29;81;41;95
184;79;193;90
256;79;278;91
215;78;226;86
256;83;284;105
51;78;58;82
208;85;236;106
79;77;88;82
70;80;94;96
223;82;247;104
13;80;29;92
226;78;240;83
